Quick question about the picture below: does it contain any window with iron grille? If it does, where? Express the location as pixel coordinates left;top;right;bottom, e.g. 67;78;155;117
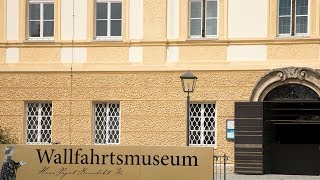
189;103;216;146
95;0;122;40
26;102;52;144
94;103;120;145
278;0;309;36
190;0;218;38
28;0;54;40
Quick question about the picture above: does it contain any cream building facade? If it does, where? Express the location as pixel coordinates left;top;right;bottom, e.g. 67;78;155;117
1;0;320;174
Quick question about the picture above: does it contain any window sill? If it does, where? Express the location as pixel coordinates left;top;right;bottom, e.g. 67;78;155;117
186;37;219;41
189;145;217;149
25;38;55;43
277;35;310;39
94;37;123;42
26;143;52;145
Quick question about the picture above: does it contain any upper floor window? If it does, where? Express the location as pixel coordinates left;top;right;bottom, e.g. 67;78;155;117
26;102;52;144
278;0;309;36
28;0;54;40
190;0;218;38
93;102;120;145
95;0;122;40
189;103;216;146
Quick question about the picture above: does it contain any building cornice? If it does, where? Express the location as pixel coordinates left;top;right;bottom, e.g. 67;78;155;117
1;38;320;48
1;63;320;72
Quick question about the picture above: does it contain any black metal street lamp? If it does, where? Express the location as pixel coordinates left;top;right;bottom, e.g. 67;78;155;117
180;71;198;146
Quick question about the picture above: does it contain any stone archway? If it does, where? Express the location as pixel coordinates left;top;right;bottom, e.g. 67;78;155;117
249;67;320;175
250;67;320;101
235;67;320;175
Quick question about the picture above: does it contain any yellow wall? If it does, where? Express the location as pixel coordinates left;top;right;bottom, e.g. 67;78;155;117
87;47;129;63
143;46;166;65
267;44;320;61
180;46;227;63
0;71;265;161
0;48;5;63
309;0;317;37
20;47;61;63
19;0;26;41
2;0;320;171
143;0;167;41
1;0;320;66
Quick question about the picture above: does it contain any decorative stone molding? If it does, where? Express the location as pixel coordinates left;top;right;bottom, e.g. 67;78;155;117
250;67;320;101
277;67;307;81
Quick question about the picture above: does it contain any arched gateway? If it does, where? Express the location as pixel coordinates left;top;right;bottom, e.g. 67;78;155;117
250;67;320;101
234;67;320;175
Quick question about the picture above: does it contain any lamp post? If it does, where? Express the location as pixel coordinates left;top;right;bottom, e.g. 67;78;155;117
180;71;198;146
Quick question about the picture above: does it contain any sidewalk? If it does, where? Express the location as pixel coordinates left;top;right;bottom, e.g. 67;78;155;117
222;174;320;180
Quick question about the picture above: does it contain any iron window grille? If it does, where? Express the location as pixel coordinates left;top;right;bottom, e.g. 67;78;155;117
28;0;54;40
190;0;218;38
278;0;309;36
26;102;52;144
95;0;122;40
189;103;216;146
93;102;120;145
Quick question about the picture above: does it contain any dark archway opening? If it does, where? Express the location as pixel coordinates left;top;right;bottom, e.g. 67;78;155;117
264;84;320;101
263;84;320;175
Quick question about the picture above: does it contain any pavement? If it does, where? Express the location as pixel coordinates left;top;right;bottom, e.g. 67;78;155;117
214;174;320;180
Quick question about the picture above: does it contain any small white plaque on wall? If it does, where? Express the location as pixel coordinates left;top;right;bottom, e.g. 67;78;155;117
61;48;87;63
129;47;143;63
227;45;267;61
166;46;179;63
6;48;19;63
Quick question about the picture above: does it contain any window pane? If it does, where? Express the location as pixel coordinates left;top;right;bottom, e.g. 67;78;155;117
97;3;108;19
190;131;201;145
96;20;108;36
111;20;121;36
190;19;201;36
191;1;201;18
296;16;308;34
204;131;215;145
26;103;52;144
94;103;120;145
107;130;119;144
191;117;201;131
279;0;291;16
29;21;40;37
279;17;291;34
206;18;217;35
29;4;40;20
189;103;216;146
296;0;308;15
44;4;54;20
206;1;217;18
41;130;51;143
43;21;54;37
111;3;122;19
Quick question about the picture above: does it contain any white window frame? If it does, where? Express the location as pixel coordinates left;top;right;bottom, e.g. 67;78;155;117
189;102;217;147
25;102;52;145
189;0;219;39
277;0;310;37
93;102;121;145
95;0;122;40
28;0;54;41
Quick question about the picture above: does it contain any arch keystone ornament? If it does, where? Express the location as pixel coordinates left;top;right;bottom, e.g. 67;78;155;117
250;67;320;101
